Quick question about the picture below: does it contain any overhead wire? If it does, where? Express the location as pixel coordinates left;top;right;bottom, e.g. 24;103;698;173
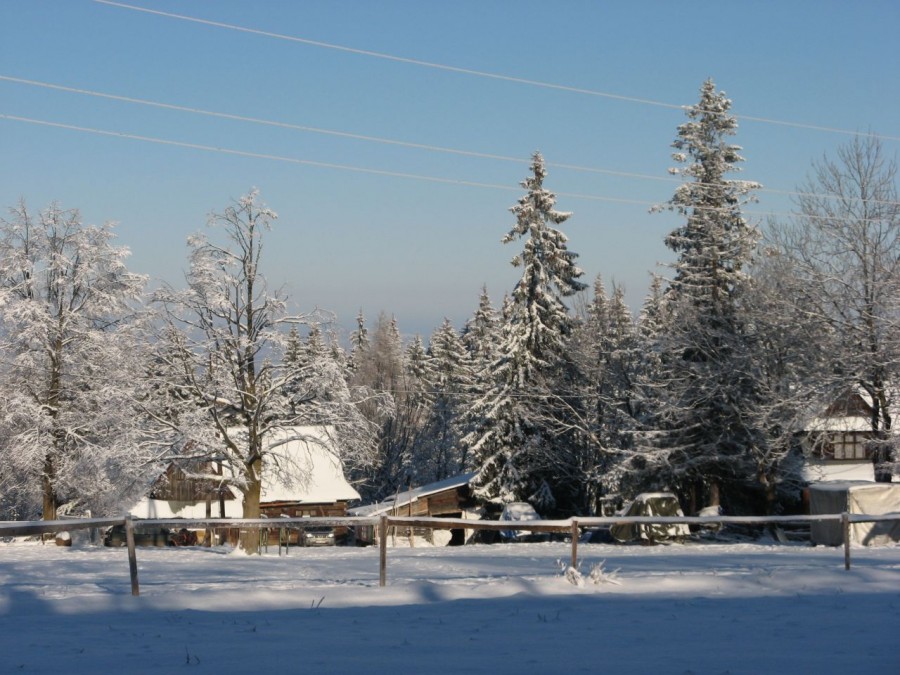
0;75;679;185
4;112;897;225
4;75;899;210
93;0;900;143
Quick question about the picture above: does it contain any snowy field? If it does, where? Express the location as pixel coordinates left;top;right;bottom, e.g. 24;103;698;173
1;538;898;674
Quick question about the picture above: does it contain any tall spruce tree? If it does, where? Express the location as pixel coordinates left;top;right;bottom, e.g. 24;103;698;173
464;152;586;511
645;80;763;513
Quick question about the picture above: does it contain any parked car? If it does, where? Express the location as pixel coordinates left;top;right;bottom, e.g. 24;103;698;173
499;502;549;542
103;523;172;547
301;526;336;547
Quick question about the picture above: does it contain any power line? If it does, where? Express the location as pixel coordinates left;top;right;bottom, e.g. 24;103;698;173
6;75;899;210
0;75;678;185
0;112;511;191
5;112;898;224
93;0;900;143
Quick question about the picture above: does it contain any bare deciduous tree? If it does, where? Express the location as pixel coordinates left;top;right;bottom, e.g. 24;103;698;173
152;190;376;551
772;135;900;476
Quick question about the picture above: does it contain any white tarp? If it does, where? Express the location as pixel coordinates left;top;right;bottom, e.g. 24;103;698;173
809;482;900;546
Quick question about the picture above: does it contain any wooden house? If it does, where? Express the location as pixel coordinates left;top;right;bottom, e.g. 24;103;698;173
129;426;360;529
800;390;892;484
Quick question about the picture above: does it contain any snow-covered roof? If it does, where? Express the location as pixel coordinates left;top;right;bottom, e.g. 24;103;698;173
804;416;874;433
129;426;359;518
801;459;875;483
130;497;243;519
349;473;476;517
257;426;360;504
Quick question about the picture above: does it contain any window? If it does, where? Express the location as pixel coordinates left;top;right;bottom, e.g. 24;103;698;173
831;432;867;460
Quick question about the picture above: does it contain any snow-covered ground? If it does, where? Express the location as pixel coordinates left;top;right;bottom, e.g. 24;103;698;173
1;537;898;674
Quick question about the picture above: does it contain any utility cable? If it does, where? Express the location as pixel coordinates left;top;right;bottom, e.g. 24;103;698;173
93;0;900;143
3;113;896;222
6;75;899;209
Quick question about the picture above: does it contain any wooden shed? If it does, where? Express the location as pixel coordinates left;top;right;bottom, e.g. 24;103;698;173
349;473;480;546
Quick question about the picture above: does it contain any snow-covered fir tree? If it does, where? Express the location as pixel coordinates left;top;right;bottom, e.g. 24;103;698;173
418;319;476;483
462;285;500;374
405;334;429;389
347;309;369;376
464;152;586;512
642;79;764;513
566;276;643;513
0;201;149;519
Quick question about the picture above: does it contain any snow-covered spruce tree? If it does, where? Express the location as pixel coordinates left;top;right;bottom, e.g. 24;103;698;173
463;152;586;512
405;334;429;387
151;190;371;552
0;201;149;520
644;80;764;513
770;135;900;480
568;277;643;513
346;309;370;377
417;319;476;483
462;285;500;375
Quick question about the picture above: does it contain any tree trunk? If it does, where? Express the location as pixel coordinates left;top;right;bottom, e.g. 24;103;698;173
758;468;778;515
42;455;58;521
239;456;263;553
707;479;721;509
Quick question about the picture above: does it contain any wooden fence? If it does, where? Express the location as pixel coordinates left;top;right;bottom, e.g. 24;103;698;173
2;512;899;595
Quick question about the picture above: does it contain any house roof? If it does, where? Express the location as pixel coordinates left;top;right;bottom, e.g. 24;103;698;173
349;472;476;517
257;426;360;504
803;387;897;434
129;425;359;518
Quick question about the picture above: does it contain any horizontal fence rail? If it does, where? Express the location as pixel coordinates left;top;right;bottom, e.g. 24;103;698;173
3;512;899;594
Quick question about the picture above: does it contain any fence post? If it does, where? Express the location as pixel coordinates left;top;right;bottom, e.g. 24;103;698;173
124;515;140;596
379;516;388;587
842;512;851;571
571;519;579;569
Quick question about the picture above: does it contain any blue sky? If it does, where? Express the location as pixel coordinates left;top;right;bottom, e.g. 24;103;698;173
2;1;898;339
